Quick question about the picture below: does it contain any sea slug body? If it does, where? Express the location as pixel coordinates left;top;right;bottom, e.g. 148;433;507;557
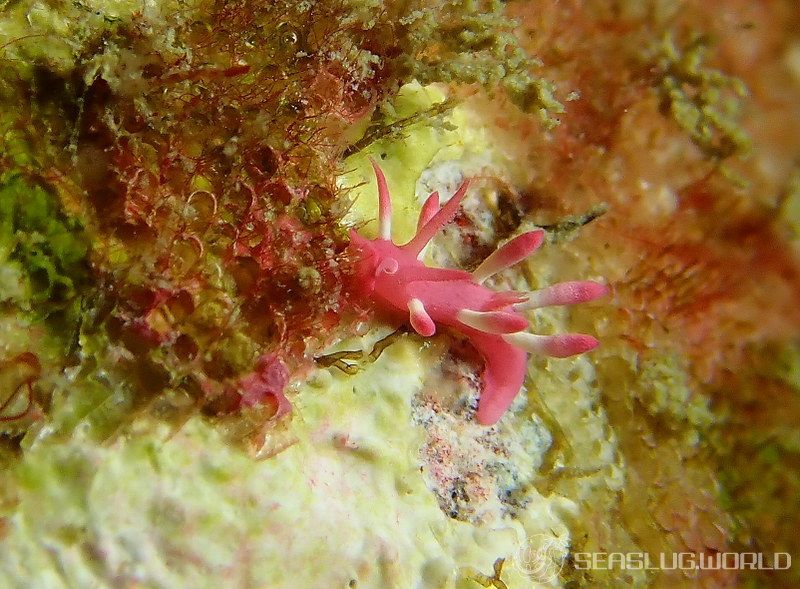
349;161;607;424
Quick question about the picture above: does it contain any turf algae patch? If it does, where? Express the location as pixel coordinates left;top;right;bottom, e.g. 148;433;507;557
397;0;564;126
0;173;91;437
652;34;749;160
0;173;89;314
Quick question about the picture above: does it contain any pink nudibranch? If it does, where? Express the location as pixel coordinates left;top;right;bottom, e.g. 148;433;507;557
349;160;607;424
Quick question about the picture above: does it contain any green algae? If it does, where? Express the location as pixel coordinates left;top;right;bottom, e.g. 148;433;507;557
0;173;89;317
0;0;151;75
343;97;457;159
654;34;750;159
214;332;259;376
399;0;563;126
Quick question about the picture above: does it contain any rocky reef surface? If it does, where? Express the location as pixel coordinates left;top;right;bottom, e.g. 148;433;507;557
1;1;799;587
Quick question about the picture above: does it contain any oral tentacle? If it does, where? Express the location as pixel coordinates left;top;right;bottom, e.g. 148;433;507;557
456;309;529;334
472;230;545;283
502;332;599;358
513;280;608;310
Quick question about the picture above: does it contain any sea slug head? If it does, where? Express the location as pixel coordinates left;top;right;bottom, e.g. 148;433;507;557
348;229;412;299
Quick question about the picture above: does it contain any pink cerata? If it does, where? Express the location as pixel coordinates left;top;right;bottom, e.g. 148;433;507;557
349;159;607;425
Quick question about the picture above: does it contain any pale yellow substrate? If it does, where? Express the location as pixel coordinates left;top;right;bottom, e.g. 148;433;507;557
4;337;573;588
340;81;536;246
